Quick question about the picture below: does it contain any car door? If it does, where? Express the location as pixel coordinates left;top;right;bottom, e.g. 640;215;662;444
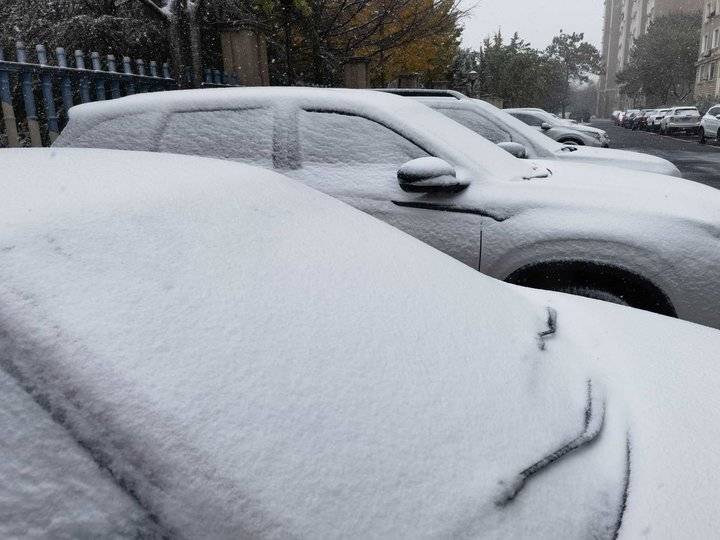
277;107;484;269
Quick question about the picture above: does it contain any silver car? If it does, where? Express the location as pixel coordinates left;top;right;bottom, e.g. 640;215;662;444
383;89;680;176
505;108;610;147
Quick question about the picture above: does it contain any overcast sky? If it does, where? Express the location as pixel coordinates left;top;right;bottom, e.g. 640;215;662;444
459;0;605;50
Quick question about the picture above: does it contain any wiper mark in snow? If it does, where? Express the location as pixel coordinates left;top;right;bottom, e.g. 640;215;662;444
537;307;557;351
612;436;632;539
495;379;605;506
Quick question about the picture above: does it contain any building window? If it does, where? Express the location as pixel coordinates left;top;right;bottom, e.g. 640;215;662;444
714;28;720;48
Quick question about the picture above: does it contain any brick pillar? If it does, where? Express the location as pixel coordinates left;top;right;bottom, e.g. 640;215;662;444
397;73;420;88
219;27;269;86
343;57;370;88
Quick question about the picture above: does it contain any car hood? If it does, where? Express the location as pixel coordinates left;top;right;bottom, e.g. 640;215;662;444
519;286;720;539
570;124;606;135
554;146;682;177
459;160;720;233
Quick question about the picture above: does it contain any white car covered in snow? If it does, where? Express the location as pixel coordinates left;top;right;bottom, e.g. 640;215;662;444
3;148;720;538
383;89;680;177
54;88;720;329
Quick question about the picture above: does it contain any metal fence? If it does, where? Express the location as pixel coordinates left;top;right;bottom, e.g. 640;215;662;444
0;41;237;148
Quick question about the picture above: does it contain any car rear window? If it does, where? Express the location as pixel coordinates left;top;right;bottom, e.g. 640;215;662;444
675;108;699;115
158;108;274;166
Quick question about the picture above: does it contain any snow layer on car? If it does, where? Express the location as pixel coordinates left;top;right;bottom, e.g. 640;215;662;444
53;87;529;181
523;286;720;539
0;370;157;538
0;149;622;537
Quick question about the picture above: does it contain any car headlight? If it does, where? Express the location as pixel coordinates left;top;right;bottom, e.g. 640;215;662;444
588;132;603;141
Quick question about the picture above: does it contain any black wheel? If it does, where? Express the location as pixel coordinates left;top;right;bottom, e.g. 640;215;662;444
699;127;706;144
559;138;583;146
557;286;629;306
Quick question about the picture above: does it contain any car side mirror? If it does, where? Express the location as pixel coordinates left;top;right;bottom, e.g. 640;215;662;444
497;141;528;158
540;122;552;131
397;157;470;193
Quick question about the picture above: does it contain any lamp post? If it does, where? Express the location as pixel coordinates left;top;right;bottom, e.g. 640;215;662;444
468;69;478;97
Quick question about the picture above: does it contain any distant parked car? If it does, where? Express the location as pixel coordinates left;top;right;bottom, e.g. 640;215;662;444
3;148;720;539
699;103;720;144
632;110;654;131
647;108;671;132
620;109;640;128
611;110;623;123
505;108;610;147
54;88;720;327
659;106;701;135
383;89;680;176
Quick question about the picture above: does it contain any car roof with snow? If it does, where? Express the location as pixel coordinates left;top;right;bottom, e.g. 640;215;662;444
0;148;623;537
55;87;528;181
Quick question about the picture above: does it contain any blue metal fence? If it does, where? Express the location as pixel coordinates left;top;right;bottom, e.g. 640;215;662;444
0;41;237;147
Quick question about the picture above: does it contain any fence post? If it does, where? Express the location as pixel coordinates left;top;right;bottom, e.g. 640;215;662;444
75;50;91;103
91;52;106;101
136;59;146;92
0;46;20;147
123;57;136;95
56;48;74;118
16;42;42;147
163;62;171;79
35;44;60;142
107;55;121;99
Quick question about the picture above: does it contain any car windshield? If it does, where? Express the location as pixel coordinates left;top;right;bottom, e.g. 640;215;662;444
675;108;699;115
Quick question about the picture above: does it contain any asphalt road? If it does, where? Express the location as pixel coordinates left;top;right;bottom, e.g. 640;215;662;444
590;119;720;190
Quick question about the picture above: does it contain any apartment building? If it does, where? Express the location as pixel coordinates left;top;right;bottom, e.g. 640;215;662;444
597;0;704;116
695;1;720;101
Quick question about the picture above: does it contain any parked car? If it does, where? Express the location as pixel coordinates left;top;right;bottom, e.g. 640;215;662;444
631;110;653;131
3;148;720;538
383;89;680;177
647;108;671;132
659;106;701;135
611;110;623;122
620;109;640;128
54;88;720;328
505;108;610;147
698;103;720;144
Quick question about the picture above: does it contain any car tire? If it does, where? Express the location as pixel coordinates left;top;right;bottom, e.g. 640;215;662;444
558;138;583;146
699;127;706;144
556;286;630;307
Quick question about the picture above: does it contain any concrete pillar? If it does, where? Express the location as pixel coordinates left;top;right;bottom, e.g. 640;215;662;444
343;57;370;88
219;27;269;86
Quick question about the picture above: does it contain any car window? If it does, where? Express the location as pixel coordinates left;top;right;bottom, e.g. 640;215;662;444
510;112;544;126
55;112;165;150
708;107;720;116
435;107;513;144
298;110;428;164
158;108;274;166
675;107;699;115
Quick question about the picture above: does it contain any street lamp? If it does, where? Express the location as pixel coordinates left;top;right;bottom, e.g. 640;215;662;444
468;69;478;97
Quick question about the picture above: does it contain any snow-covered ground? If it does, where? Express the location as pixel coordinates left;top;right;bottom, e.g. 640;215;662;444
1;148;720;537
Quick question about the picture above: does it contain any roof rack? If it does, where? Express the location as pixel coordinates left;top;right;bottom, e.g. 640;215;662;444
375;88;468;100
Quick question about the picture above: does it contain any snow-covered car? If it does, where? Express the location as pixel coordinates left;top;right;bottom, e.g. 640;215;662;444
647;108;671;131
505;107;610;147
383;89;680;177
3;148;720;538
611;110;622;122
620;109;640;129
698;103;720;144
53;88;720;328
659;106;701;135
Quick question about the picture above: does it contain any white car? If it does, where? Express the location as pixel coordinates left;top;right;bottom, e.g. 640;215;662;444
2;148;720;538
505;108;611;147
699;103;720;144
659;106;701;135
54;88;720;328
647;108;671;131
384;89;680;177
